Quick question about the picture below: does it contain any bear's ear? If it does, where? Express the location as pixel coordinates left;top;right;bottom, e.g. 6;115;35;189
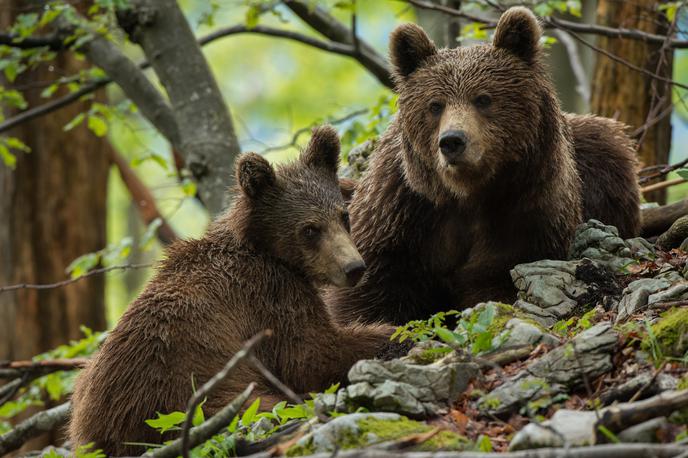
390;23;437;79
302;125;340;175
236;152;276;198
493;7;542;63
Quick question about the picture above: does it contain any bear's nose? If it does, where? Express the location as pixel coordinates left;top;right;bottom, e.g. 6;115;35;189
343;260;366;286
439;130;467;163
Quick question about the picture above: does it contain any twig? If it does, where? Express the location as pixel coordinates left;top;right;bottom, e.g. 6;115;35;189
638;157;688;184
0;358;88;379
405;0;688;48
180;331;272;458
641;177;687;194
0;376;27;405
628;364;664;403
261;109;368;154
0;402;71;456
248;355;302;404
597;389;688;435
145;384;255;458
0;263;152;294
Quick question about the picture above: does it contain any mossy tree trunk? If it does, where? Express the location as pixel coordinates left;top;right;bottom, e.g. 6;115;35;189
590;0;673;204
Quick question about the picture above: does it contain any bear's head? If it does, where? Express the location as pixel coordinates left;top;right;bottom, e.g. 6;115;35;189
233;126;366;288
390;7;562;202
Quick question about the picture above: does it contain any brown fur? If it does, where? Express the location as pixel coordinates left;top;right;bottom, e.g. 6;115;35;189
328;8;640;325
69;126;394;456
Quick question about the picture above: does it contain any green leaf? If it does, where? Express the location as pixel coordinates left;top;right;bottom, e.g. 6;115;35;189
140;218;163;251
66;252;100;278
241;397;261;426
87;115;108;137
434;327;460;345
192;402;205;427
44;373;64;401
63;112;85;131
181;177;197;197
0;145;16;168
145;411;186;434
677;168;688;180
245;6;260;29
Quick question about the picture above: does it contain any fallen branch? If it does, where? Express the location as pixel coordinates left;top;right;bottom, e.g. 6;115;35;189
0;263;152;295
656;214;688;249
241;443;688;458
642;199;688;237
0;358;88;379
597;389;688;437
641;178;687;194
144;384;255;458
0;402;70;456
180;330;272;458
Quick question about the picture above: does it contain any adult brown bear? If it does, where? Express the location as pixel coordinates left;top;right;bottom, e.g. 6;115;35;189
69;126;395;456
328;7;640;325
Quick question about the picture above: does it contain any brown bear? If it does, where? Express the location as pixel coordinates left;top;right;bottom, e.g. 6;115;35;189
328;7;640;326
69;126;395;456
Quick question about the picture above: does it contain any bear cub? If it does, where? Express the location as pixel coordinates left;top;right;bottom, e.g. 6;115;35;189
69;126;395;456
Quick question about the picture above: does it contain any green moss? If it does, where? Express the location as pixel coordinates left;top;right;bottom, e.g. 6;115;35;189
642;307;688;358
286;416;468;456
678;374;688;390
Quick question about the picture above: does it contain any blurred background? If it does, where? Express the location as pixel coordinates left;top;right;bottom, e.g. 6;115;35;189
0;0;687;373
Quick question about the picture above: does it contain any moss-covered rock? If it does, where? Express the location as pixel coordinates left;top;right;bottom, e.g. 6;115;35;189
286;413;468;456
642;307;688;358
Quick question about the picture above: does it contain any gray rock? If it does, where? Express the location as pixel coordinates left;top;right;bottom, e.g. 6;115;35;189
510;259;591;318
618;417;670;443
478;323;617;416
497;318;560;348
508;423;565;450
513;300;560;328
509;409;597;450
616;274;688;323
477;375;565;417
568;220;633;268
348;358;478;402
340;140;375;179
291;412;401;454
526;322;617;387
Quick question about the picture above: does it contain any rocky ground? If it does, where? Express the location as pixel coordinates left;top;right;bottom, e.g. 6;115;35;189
222;219;688;457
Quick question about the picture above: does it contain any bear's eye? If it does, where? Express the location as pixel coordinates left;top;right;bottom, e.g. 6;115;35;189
428;101;444;116
302;224;321;242
473;95;492;109
342;212;351;232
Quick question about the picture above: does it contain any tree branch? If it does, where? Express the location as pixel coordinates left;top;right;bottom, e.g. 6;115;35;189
118;0;240;215
406;0;688;48
0;402;71;456
109;149;179;246
0;263;152;294
0;33;64;50
283;0;393;88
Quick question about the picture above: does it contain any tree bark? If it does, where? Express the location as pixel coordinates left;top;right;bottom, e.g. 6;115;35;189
0;2;109;361
590;0;673;204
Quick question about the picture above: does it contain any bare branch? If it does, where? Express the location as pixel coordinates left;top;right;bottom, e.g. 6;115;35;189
248;355;303;405
0;263;152;295
0;402;71;456
0;358;88;380
0;33;64;50
284;0;393;88
180;330;272;458
406;0;688;48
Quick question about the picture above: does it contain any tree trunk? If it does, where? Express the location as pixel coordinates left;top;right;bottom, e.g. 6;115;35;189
590;0;673;204
0;1;109;361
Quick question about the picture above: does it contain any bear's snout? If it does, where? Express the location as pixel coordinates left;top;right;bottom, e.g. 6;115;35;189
343;260;366;287
439;130;467;164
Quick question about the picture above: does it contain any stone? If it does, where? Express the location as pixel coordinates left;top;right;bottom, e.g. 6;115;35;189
509;409;598;450
477;374;565;417
498;318;560;348
513;300;560;328
568;219;633;269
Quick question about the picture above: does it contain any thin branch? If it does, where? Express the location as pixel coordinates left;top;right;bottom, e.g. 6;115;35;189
552;29;590;105
0;402;71;456
262;108;368;154
248;355;303;405
284;0;393;88
0;33;64;50
0;263;152;294
145;384;255;458
0;358;88;379
641;177;686;194
405;0;688;48
180;330;272;458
